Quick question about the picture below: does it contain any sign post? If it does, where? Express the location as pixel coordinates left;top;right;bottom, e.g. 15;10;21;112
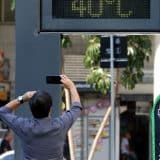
100;36;128;68
100;35;127;160
110;35;115;160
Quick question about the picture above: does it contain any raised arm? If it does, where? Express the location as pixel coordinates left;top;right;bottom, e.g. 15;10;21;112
0;91;36;138
6;91;36;111
59;75;82;131
60;74;80;103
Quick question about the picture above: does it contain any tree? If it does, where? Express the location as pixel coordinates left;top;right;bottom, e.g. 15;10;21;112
83;35;152;94
62;35;152;94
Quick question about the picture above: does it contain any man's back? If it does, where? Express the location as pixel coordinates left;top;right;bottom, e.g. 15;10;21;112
0;102;82;160
0;75;82;159
22;118;65;160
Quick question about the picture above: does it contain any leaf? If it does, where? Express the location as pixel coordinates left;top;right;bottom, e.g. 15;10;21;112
61;35;72;48
11;0;15;11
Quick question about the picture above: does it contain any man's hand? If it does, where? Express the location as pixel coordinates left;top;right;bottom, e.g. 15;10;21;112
60;75;75;90
60;75;80;103
6;91;36;112
22;91;37;102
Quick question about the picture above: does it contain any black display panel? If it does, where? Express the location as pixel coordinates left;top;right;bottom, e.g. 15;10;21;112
52;0;150;19
40;0;160;32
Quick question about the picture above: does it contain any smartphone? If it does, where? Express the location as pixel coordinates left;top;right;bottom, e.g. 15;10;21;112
46;75;62;84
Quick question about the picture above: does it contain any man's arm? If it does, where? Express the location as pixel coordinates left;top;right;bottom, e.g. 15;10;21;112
60;75;80;104
5;91;36;112
59;75;82;131
0;91;36;137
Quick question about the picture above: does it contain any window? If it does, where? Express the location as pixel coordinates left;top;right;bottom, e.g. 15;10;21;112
0;0;15;23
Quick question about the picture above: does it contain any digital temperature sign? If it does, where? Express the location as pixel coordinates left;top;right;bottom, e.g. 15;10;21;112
40;0;160;32
52;0;150;19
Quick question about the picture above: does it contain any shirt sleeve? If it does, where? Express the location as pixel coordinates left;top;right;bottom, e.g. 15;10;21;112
58;102;82;132
0;106;27;138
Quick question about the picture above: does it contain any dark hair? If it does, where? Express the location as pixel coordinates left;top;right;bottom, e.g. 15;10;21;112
29;91;52;119
4;131;11;138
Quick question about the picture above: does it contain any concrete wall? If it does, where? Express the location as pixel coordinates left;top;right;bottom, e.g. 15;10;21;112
15;0;61;159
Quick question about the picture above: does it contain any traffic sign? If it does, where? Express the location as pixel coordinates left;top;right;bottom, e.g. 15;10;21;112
100;36;128;68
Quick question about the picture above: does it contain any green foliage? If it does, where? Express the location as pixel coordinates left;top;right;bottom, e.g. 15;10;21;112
11;0;15;11
62;35;152;94
86;67;110;94
83;35;152;93
61;35;72;48
83;36;100;67
121;36;152;89
82;36;110;94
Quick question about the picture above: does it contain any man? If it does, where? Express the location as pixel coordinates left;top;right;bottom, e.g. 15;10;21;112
121;131;131;160
0;131;13;154
121;131;137;160
0;75;82;160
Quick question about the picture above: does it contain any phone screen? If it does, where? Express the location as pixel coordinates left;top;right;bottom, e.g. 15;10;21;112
46;76;62;84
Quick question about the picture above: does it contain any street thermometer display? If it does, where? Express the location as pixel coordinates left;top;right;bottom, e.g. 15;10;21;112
40;0;160;32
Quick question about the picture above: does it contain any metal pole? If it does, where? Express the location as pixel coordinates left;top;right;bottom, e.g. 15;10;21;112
110;35;115;160
88;107;112;160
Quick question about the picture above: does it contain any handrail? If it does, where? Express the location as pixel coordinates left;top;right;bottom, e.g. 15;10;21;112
64;89;76;160
88;106;112;160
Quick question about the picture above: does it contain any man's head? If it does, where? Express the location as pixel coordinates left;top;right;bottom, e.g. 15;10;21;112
4;131;13;142
125;131;131;140
29;91;52;119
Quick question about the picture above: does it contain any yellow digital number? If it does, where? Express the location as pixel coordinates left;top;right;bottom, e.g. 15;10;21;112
71;0;134;18
116;0;133;18
105;0;115;5
88;0;103;18
72;0;86;17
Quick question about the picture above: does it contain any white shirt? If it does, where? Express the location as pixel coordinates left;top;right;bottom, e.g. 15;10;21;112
121;137;129;154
